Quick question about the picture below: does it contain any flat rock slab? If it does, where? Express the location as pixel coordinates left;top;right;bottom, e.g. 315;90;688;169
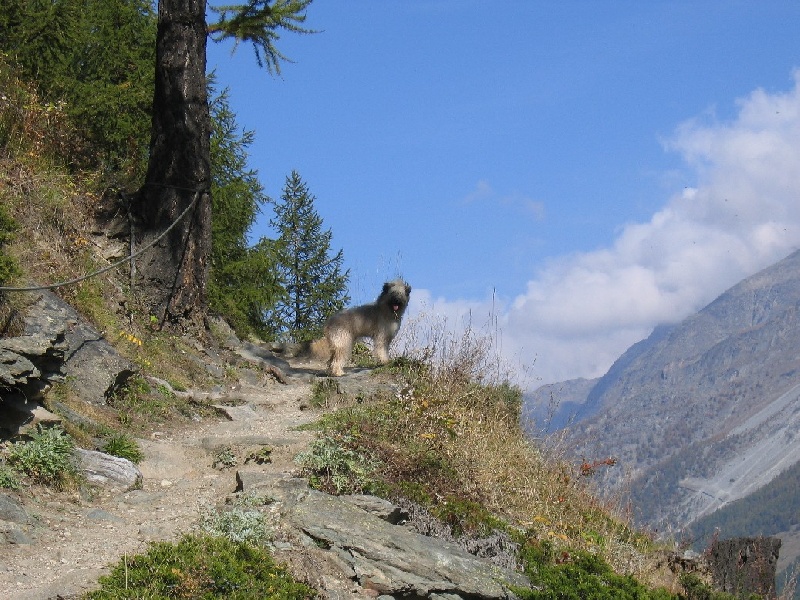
286;489;529;599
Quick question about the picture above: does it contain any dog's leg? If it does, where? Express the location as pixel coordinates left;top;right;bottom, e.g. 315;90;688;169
327;330;350;376
373;331;390;364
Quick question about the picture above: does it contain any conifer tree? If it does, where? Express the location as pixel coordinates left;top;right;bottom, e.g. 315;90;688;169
266;171;349;342
133;0;314;330
207;81;280;337
0;0;157;176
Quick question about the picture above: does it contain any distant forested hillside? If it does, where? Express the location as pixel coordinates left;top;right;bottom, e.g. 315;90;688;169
689;457;800;548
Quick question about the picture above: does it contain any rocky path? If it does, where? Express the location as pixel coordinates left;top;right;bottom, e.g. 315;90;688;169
0;370;319;599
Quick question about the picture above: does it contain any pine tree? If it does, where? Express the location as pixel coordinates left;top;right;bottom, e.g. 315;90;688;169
0;0;157;176
207;81;280;338
267;171;349;342
133;0;314;330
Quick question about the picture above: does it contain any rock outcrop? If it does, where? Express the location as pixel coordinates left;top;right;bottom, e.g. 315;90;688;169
238;473;530;599
1;289;137;436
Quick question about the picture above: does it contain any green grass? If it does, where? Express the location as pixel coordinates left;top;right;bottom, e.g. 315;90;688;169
101;433;144;464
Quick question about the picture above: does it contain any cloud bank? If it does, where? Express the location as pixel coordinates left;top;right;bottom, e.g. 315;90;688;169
405;71;800;389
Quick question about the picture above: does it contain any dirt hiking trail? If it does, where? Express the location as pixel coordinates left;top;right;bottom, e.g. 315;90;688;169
0;350;351;599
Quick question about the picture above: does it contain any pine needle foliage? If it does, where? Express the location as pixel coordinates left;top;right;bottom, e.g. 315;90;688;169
0;0;157;178
265;170;349;342
207;80;281;338
208;0;316;75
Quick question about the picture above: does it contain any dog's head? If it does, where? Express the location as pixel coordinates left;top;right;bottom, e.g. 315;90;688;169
380;279;411;316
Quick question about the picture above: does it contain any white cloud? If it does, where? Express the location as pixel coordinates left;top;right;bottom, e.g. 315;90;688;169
408;71;800;388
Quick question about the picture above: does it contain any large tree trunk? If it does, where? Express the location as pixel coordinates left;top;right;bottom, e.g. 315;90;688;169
134;0;211;331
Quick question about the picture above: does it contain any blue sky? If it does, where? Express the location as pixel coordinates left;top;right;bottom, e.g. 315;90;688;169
207;1;800;388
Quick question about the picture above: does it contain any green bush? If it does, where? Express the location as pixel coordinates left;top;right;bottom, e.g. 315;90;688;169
516;547;675;600
84;534;315;599
678;573;741;600
0;464;21;490
5;425;77;486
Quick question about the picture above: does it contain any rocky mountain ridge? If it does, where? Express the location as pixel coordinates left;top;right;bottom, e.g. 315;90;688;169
525;248;800;547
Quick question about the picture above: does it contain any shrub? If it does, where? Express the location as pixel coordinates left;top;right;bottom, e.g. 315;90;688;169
199;504;271;546
85;534;315;599
516;548;675;600
0;55;73;160
5;425;77;486
212;445;238;469
0;201;20;286
0;464;21;490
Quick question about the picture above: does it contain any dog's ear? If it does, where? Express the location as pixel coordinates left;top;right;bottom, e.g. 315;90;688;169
405;282;411;296
382;282;391;295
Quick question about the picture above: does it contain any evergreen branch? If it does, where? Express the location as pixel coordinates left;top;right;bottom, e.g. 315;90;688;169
207;0;316;75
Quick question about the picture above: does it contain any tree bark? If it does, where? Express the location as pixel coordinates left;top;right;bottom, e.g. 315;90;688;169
134;0;211;330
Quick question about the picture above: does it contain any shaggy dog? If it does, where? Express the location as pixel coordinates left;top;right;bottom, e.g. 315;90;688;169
312;279;411;376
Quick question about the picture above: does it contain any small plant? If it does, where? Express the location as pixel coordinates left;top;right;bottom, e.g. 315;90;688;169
245;446;272;465
351;341;377;368
85;534;315;599
199;505;271;546
310;378;342;408
213;445;238;469
0;464;21;490
234;492;275;508
295;434;377;495
5;425;78;487
102;433;144;464
154;382;176;398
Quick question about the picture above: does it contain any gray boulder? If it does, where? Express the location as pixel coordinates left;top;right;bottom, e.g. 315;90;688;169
75;448;142;492
1;290;136;408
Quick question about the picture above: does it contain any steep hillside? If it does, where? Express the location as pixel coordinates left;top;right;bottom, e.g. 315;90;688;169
530;248;800;537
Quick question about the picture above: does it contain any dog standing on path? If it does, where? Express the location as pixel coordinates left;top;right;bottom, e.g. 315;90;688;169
312;279;411;376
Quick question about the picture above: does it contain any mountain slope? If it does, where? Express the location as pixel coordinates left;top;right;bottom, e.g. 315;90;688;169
541;248;800;533
523;377;599;433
